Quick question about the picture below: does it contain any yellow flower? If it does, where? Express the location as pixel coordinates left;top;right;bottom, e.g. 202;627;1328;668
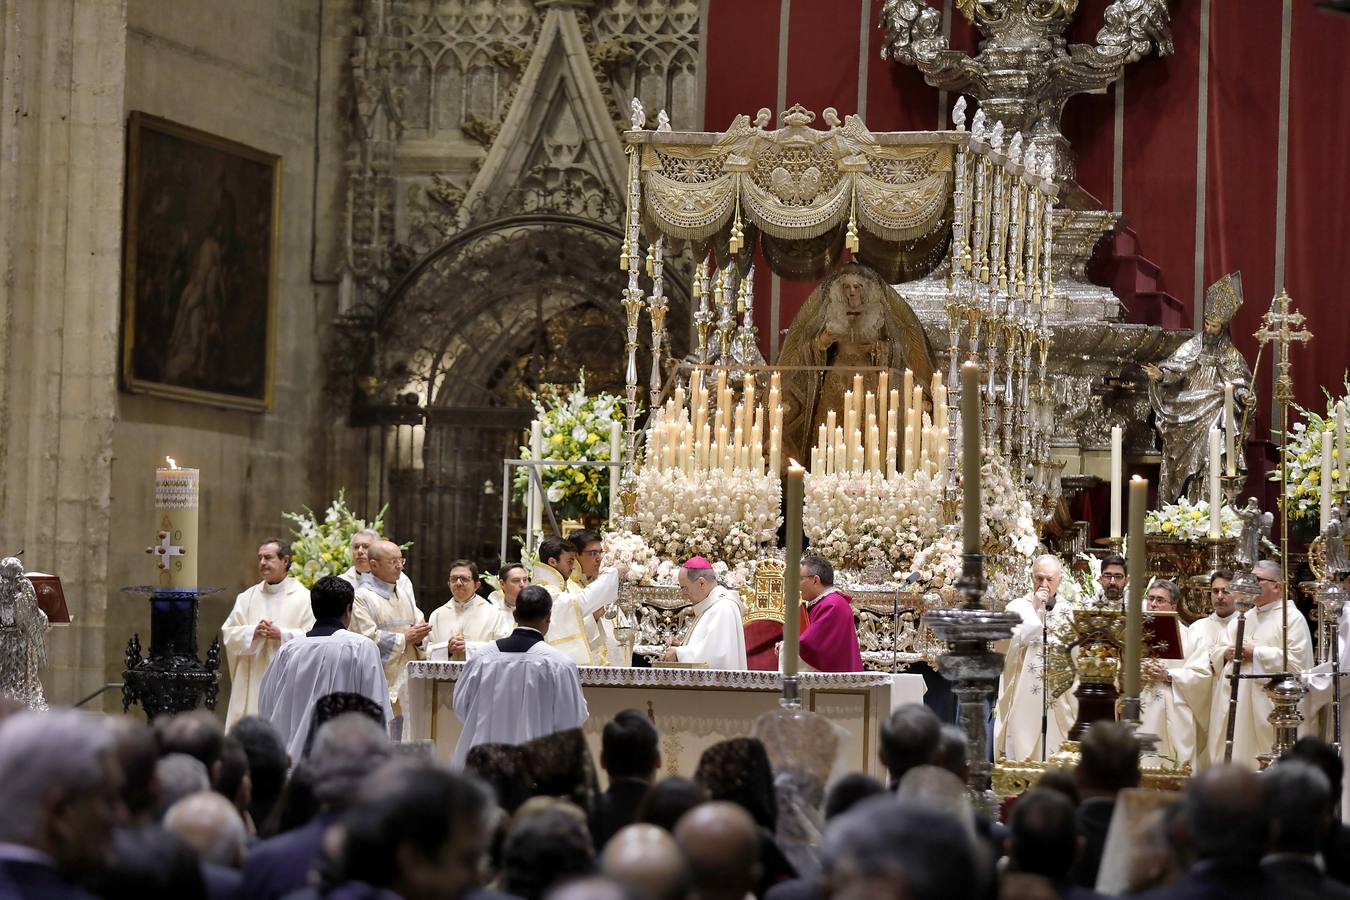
586;432;598;445
551;433;565;446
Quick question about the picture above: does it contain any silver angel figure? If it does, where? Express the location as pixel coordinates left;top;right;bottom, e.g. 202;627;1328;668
1143;272;1254;504
0;557;48;710
1235;497;1273;568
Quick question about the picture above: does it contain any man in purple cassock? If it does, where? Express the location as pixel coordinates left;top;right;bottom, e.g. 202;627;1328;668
794;554;863;672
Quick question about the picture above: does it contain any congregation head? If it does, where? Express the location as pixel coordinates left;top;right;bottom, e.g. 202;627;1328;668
601;708;660;780
514;584;553;627
310;574;355;621
1075;721;1141;796
822;793;978;900
879;703;941;786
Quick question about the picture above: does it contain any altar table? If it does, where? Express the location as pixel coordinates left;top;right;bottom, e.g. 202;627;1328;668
404;661;925;779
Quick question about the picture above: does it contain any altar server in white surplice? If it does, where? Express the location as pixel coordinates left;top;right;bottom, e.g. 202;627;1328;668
658;556;747;671
488;561;529;613
338;527;417;609
221;539;315;727
1201;560;1313;770
995;554;1077;761
1137;579;1197;765
569;528;630;667
352;540;430;717
531;536;621;666
258;575;391;761
427;559;512;658
451;584;587;768
1154;570;1239;770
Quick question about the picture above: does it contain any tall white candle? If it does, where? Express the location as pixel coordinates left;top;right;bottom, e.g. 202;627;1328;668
608;421;622;520
530;420;544;542
1339;401;1348;493
1224;383;1236;477
1208;427;1222;538
152;458;199;592
1322;431;1334;528
1110;425;1123;538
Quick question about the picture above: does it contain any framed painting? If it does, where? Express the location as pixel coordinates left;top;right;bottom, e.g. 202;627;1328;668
122;112;282;410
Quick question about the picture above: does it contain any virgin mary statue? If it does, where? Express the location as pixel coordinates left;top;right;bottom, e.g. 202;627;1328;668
776;262;936;469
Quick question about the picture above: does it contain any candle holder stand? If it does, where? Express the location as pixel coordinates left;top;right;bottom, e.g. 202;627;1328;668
1220;473;1245;507
779;675;801;709
1256;673;1307;770
121;586;223;720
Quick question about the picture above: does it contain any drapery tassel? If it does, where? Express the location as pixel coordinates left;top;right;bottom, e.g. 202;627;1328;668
729;193;744;256
845;191;859;253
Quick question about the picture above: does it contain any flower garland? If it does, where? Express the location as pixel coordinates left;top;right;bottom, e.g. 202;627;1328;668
512;372;625;523
283;489;397;588
1145;497;1240;540
634;466;782;566
804;470;944;571
1272;376;1349;526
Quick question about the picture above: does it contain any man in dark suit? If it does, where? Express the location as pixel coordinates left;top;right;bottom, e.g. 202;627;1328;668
1259;761;1350;899
592;710;661;849
241;713;390;900
1135;767;1271;900
1006;789;1105;899
0;711;121;899
1068;722;1140;890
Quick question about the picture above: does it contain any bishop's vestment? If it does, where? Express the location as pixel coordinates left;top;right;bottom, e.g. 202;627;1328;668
994;592;1077;761
221;577;314;727
675;585;748;670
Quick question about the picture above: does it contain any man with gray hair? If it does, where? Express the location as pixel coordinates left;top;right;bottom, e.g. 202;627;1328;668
340;528;418;608
164;790;248;898
1211;559;1313;770
0;710;122;896
242;712;391;899
658;556;746;670
154;753;212;819
1260;761;1350;898
996;554;1077;761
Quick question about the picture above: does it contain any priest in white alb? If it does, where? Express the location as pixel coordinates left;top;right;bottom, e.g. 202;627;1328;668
352;540;430;719
451;584;588;768
258;575;391;761
221;539;314;727
569;528;629;666
427;559;511;658
1136;579;1197;765
339;528;416;608
1200;560;1312;770
995;554;1077;761
658;556;747;670
530;536;621;666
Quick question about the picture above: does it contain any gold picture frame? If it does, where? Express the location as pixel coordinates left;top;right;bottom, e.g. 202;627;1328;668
121;112;281;411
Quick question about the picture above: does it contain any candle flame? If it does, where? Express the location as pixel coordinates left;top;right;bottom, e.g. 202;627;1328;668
165;456;178;470
787;457;803;470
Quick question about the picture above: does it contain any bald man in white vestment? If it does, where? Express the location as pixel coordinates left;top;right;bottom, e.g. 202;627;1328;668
352;540;430;717
259;575;391;761
451;585;587;768
428;560;512;657
994;555;1076;761
1200;561;1312;770
221;539;314;728
658;557;747;671
531;536;621;666
338;528;417;608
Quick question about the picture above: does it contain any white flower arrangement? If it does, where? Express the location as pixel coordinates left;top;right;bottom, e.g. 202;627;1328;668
603;529;754;589
1145;497;1240;540
634;466;782;566
1272;377;1349;526
804;470;944;571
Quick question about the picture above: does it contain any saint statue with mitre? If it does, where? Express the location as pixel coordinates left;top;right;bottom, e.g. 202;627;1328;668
775;262;936;469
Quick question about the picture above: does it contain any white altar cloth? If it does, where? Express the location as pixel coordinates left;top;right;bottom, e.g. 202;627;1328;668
404;661;925;778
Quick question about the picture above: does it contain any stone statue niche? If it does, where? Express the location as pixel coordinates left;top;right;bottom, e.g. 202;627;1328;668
1143;272;1254;504
776;262;937;468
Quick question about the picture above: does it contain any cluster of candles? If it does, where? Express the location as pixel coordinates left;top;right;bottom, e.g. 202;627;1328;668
646;368;784;475
808;370;947;478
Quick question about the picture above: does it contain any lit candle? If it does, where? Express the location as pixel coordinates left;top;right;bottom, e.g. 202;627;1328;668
152;458;199;591
869;424;881;474
1125;475;1147;701
782;460;805;677
609;421;622;520
1110;426;1123;538
878;370;890;437
960;362;982;555
834;427;846;476
743;375;755;426
1322;431;1334;528
816;424;827;473
843;396;857;473
852;373;864;420
1224;383;1236;477
902;369;914;426
886;426;898;478
717;424;729;473
674;384;686;417
1208;427;1222;538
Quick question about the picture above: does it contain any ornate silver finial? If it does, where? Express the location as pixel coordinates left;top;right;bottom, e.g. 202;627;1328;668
953;96;968;131
630;98;646;130
1007;131;1024;166
989;120;1005;153
971;108;987;141
1038;153;1055;182
656;109;671;132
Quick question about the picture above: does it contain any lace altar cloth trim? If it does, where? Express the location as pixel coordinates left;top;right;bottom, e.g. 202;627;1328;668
407;660;894;690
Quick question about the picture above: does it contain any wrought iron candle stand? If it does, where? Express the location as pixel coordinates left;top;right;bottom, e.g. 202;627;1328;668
121;586;223;720
921;550;1020;818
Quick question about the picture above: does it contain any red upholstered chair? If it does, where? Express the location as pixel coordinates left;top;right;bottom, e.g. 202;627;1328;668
740;559;807;671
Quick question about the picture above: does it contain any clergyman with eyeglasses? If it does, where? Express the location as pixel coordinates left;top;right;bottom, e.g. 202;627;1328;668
427;559;512;659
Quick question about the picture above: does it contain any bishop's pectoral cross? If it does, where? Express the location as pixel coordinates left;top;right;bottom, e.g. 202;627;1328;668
1254;289;1313;403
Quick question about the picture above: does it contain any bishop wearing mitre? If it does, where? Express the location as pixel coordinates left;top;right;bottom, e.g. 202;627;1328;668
531;536;621;665
221;539;314;727
658;557;747;670
352;540;430;719
427;559;511;658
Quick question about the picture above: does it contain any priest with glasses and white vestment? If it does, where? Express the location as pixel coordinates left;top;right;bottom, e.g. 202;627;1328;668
658;556;747;671
427;559;512;659
258;575;391;761
530;536;622;666
451;584;588;768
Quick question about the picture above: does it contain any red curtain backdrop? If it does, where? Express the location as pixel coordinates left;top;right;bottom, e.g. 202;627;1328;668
702;0;1350;416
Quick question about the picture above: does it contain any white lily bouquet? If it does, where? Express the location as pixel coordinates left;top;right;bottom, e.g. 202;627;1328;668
804;469;944;571
1146;497;1240;540
635;466;782;567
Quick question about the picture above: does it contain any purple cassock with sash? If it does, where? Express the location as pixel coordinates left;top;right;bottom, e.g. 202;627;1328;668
800;589;863;672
